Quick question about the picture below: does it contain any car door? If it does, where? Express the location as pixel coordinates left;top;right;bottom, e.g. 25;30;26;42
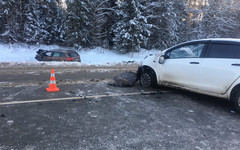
159;42;208;90
197;42;240;94
51;52;62;61
42;52;53;61
59;52;67;61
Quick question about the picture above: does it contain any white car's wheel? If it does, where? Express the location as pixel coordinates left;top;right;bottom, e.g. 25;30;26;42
233;91;240;112
140;71;156;87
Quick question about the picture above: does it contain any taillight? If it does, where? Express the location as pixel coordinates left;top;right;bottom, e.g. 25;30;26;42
67;57;74;61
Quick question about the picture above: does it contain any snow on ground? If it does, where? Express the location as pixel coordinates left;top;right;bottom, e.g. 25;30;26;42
0;43;159;65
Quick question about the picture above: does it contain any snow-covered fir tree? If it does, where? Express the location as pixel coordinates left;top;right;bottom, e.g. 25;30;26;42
112;0;151;53
38;0;65;44
198;0;238;38
0;0;22;43
22;0;42;44
0;0;65;45
90;0;118;49
65;0;93;48
1;0;240;51
145;0;188;49
99;0;118;49
0;0;4;41
65;0;117;49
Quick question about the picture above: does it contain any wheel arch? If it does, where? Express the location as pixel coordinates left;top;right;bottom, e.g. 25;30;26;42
137;65;157;84
230;84;240;101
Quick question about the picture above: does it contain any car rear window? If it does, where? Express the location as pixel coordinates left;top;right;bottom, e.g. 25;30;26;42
208;44;240;59
68;52;79;57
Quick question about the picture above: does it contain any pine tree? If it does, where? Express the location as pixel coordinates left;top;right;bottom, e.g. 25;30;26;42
65;0;92;48
38;0;63;44
202;0;238;38
188;0;240;39
53;1;66;45
0;0;22;43
65;0;117;49
145;0;188;49
1;0;65;44
22;0;41;44
0;0;4;41
100;0;118;49
90;0;117;48
112;0;151;53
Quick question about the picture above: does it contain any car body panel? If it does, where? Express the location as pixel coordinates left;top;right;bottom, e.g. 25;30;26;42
42;51;53;61
35;49;81;62
196;58;240;95
139;38;240;100
159;58;204;90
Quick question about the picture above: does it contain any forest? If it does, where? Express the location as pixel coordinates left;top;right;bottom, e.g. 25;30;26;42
1;0;240;53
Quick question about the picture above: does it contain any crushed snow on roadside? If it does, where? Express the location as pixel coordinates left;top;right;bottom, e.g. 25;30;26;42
0;43;159;65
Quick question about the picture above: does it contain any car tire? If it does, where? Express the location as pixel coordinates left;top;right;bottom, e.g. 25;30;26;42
140;70;156;87
35;56;42;61
233;90;240;112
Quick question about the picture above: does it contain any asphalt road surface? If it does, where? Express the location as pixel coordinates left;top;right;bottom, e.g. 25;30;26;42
0;64;240;150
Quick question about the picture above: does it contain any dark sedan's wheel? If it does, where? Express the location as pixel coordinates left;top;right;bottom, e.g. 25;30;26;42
233;91;240;112
140;71;156;87
35;56;43;61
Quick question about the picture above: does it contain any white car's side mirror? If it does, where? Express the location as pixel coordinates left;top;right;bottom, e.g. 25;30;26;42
159;55;165;64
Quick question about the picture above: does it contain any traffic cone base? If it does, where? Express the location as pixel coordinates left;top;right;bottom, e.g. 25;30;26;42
46;69;60;92
46;87;60;92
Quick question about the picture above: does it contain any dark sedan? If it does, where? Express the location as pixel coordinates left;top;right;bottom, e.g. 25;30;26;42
35;49;81;62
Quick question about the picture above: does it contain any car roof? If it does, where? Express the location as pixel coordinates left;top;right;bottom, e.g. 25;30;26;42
162;38;240;52
175;38;240;47
210;38;240;42
49;49;77;53
189;38;240;43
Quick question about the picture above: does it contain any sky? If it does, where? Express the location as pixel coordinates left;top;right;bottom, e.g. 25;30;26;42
0;43;159;65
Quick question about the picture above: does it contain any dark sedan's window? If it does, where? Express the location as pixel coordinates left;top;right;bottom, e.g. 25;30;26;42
68;52;78;57
53;52;60;57
208;44;240;59
45;52;52;56
60;53;66;57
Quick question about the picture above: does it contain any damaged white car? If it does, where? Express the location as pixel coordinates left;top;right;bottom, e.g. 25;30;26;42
137;38;240;111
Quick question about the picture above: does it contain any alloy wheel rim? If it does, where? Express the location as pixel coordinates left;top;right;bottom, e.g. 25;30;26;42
141;73;151;87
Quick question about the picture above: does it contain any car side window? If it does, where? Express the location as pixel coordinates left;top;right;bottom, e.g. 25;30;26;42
166;43;205;59
52;52;60;57
45;52;52;57
208;44;240;59
68;52;78;57
60;53;66;57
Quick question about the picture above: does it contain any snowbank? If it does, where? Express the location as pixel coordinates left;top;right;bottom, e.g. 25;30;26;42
0;43;159;65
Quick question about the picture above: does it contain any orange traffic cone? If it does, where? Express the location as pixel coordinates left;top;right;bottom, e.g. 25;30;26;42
46;69;60;92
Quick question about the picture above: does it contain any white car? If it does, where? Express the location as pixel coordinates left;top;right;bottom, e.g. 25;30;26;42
137;38;240;111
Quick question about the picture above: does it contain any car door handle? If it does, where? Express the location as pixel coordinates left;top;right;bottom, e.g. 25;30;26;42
190;62;199;64
232;64;240;66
